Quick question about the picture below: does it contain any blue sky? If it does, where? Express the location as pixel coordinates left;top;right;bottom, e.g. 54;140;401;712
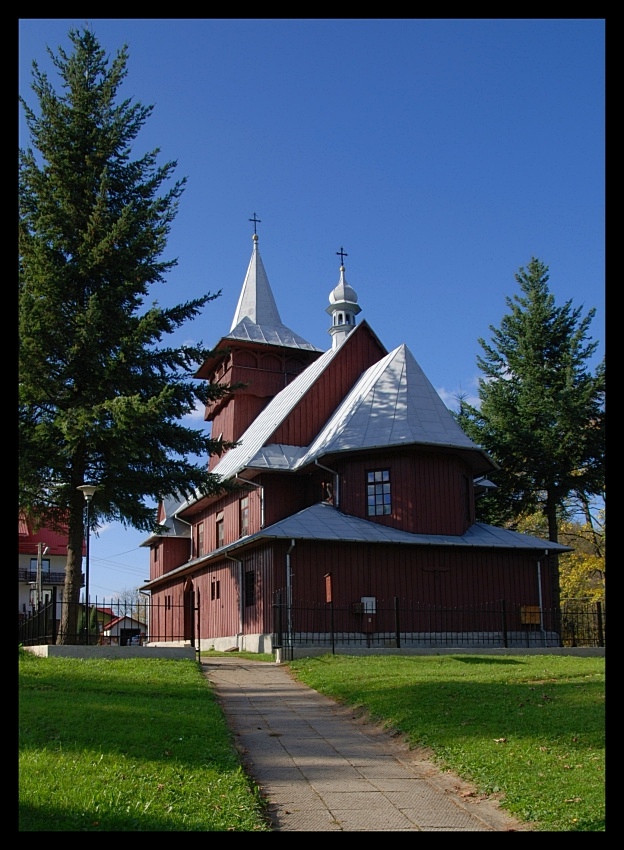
19;18;605;600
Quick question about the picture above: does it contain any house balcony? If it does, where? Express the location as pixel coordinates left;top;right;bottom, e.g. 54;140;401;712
18;568;84;587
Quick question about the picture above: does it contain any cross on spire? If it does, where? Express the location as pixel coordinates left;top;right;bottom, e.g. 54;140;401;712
336;246;348;266
249;213;262;234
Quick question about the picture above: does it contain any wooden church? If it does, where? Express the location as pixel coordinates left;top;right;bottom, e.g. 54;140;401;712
142;227;571;654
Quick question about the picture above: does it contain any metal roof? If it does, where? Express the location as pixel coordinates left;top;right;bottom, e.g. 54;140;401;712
227;234;320;352
244;444;309;471
140;493;191;547
226;315;321;350
210;343;342;480
142;501;572;582
239;502;573;553
297;343;487;464
210;337;492;482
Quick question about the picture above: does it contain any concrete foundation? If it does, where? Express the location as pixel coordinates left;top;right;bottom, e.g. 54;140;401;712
22;644;197;660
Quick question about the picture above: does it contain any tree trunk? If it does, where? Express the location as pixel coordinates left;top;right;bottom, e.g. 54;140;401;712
546;494;562;642
57;493;85;645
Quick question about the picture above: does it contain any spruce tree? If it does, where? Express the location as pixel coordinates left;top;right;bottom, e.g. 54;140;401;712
19;28;236;642
457;258;605;610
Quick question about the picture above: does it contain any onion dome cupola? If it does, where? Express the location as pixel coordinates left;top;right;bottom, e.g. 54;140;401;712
326;247;362;349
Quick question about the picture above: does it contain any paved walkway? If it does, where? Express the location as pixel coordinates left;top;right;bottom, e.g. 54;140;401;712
200;657;528;832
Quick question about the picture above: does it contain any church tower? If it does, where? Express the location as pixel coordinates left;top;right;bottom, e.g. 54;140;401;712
195;219;323;469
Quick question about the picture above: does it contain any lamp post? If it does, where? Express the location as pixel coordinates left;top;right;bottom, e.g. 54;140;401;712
35;542;49;608
77;484;98;644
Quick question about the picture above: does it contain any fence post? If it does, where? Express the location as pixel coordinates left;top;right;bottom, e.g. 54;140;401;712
596;601;604;648
394;597;401;648
500;600;508;648
329;600;335;655
43;594;51;644
51;586;58;644
274;590;283;649
196;591;201;660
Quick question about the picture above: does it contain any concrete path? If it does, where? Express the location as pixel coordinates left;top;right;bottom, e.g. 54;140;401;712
201;656;529;832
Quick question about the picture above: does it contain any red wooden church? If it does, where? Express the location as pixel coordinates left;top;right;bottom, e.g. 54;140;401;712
142;229;571;654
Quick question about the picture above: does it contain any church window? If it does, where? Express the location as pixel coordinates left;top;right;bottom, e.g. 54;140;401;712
245;570;256;606
367;469;391;515
239;496;249;537
216;511;224;548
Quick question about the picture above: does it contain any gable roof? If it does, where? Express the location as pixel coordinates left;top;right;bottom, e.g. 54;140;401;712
103;613;147;631
141;494;192;547
209;342;343;481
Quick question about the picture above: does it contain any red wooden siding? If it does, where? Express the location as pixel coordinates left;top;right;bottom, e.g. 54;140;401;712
195;558;247;640
151;537;190;578
151;544;278;641
191;488;264;552
339;449;475;535
282;541;553;611
204;343;321;461
272;325;386;447
149;535;556;643
149;583;188;642
261;473;327;526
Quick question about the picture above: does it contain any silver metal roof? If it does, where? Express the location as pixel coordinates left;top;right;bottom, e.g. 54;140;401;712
228;235;320;352
244;444;309;471
211;336;491;483
210;344;342;480
140;493;190;547
243;502;573;552
298;343;485;463
227;315;320;350
142;501;572;574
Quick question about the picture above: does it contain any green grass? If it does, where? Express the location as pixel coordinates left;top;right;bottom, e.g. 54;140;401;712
286;653;605;831
18;649;270;831
200;649;275;663
19;649;605;832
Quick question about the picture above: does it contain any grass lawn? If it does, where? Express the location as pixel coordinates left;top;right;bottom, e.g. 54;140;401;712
18;650;270;831
19;648;605;832
287;653;605;831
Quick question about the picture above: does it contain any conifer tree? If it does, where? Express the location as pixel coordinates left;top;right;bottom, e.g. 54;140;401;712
19;28;236;642
457;258;605;610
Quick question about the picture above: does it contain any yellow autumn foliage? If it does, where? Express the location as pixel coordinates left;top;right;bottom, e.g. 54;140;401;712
513;510;605;602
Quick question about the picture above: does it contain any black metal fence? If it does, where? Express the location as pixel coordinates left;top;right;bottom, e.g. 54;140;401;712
18;588;197;648
273;593;605;652
19;590;605;653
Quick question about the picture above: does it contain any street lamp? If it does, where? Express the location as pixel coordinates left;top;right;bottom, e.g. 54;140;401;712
36;542;49;608
77;484;98;644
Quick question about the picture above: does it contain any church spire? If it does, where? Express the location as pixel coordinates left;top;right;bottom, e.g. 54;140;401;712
326;247;362;349
227;216;320;351
230;222;283;331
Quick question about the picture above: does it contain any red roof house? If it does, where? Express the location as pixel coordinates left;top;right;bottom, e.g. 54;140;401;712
18;513;85;617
